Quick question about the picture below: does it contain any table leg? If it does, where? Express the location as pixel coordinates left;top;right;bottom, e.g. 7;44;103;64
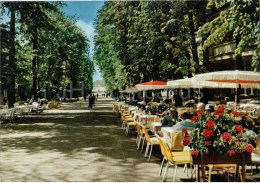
241;164;246;181
201;163;206;182
235;164;239;181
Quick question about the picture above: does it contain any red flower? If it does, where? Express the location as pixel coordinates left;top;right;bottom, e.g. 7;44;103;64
234;125;243;134
227;150;236;156
191;116;198;123
245;144;254;153
197;109;205;118
202;129;214;139
205;120;215;129
205;141;211;147
217;106;225;113
182;136;190;146
182;128;187;137
191;150;199;156
214;106;225;116
230;111;239;117
221;132;232;142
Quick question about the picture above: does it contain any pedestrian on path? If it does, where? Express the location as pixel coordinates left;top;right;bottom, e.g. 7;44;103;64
88;94;94;111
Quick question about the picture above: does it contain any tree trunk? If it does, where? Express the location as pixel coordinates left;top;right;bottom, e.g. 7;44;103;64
188;10;199;74
152;52;160;80
7;8;16;108
32;28;38;100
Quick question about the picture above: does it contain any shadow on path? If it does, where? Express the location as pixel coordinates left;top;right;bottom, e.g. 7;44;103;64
0;97;164;182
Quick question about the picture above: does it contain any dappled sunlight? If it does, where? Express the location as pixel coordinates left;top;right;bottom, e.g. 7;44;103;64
0;131;56;139
44;110;89;114
1;98;165;181
15;123;56;126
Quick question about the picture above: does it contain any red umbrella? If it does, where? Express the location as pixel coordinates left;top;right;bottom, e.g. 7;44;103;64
119;86;138;93
136;81;167;90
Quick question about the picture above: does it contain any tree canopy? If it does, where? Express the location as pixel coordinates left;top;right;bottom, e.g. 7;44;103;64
94;0;259;92
1;2;94;107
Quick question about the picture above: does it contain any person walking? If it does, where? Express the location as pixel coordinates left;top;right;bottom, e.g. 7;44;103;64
92;94;96;106
88;94;94;111
173;89;182;107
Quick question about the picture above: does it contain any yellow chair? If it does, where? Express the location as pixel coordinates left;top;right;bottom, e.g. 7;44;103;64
141;124;160;161
136;122;145;150
155;134;169;177
171;132;185;151
251;136;260;175
124;116;136;136
159;135;192;182
156;134;193;181
120;111;131;129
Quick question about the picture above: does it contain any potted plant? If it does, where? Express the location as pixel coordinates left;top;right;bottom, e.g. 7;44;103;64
182;106;254;161
181;106;254;181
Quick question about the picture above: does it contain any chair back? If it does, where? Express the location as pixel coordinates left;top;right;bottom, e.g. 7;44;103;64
155;134;166;158
136;122;143;136
141;125;151;142
254;136;260;154
171;132;184;151
160;136;174;162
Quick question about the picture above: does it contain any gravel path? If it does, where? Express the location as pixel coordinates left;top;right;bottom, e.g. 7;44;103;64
0;97;167;182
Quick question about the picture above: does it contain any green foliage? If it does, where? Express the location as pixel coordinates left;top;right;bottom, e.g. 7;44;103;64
198;0;260;71
1;2;93;101
94;1;206;91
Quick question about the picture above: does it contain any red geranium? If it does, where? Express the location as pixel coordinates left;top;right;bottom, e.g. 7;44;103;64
197;109;205;118
234;125;243;134
227;149;236;156
191;116;198;123
182;128;187;137
182;136;190;146
202;129;214;139
230;111;239;117
205;120;215;129
191;150;199;156
245;144;254;153
221;132;232;142
205;141;211;147
214;106;225;116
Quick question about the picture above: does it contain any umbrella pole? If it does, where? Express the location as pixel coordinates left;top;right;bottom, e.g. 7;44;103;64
166;89;169;99
198;88;200;102
235;88;237;110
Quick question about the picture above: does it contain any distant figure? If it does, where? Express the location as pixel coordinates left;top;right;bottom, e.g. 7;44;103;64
173;89;182;107
196;102;205;111
92;94;96;105
3;96;7;105
157;99;167;114
88;94;94;110
161;108;178;127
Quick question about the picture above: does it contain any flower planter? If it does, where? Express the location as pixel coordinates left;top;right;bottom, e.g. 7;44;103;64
192;152;251;164
192;152;251;182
